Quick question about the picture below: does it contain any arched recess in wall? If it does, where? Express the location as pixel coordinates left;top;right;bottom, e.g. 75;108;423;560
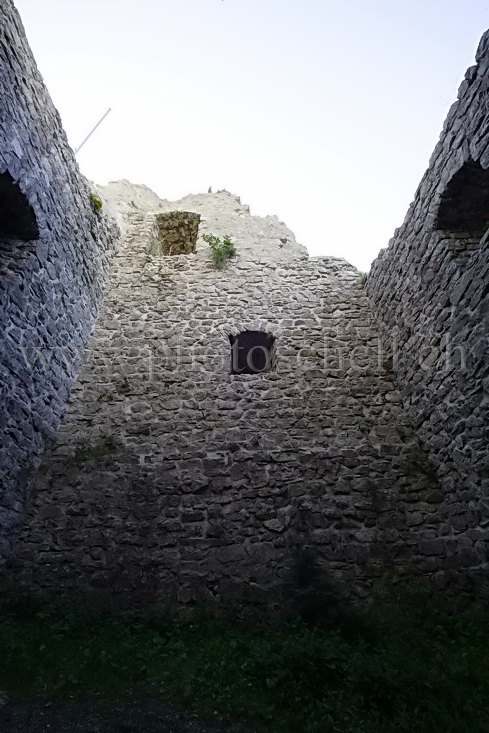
435;159;489;260
0;171;39;243
229;330;275;374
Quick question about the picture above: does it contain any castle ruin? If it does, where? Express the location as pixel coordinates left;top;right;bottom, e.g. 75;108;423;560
0;0;488;610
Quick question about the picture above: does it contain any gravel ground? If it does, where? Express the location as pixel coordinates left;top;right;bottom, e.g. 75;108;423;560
0;693;253;733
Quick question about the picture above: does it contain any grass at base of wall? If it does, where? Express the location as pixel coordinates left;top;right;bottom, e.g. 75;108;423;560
0;596;488;733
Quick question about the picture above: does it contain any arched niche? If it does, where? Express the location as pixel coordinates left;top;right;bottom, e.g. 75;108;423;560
0;171;39;241
436;160;489;235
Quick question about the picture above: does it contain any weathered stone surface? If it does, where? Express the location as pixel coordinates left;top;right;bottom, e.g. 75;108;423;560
368;29;489;599
0;1;118;561
8;186;448;610
0;2;488;611
152;211;201;256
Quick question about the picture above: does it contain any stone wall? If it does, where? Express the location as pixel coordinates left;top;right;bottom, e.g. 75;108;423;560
368;31;489;595
2;0;487;610
0;1;118;563
10;188;454;611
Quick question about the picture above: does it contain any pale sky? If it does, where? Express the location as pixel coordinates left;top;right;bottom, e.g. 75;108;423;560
14;0;489;271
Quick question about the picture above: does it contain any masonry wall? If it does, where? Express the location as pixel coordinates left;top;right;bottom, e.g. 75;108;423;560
10;188;459;611
3;1;487;609
368;31;489;595
0;1;117;563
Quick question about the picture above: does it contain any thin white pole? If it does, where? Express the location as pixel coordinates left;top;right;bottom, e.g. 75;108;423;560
75;108;112;154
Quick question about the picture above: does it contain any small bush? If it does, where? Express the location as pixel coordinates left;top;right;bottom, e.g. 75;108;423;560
90;193;103;213
202;233;236;268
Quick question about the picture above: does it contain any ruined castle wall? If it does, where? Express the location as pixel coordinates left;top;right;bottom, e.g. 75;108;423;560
4;0;487;607
368;32;489;576
0;1;118;560
11;190;463;610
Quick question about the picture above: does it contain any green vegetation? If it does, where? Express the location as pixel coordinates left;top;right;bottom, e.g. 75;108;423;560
359;272;368;287
0;595;488;732
70;434;119;465
90;192;103;213
202;233;236;268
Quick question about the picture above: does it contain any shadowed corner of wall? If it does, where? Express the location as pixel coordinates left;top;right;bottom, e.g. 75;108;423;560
283;535;366;632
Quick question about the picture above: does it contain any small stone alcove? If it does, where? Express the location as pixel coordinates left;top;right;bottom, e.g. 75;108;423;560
152;211;200;255
436;160;489;259
0;171;39;243
229;331;275;374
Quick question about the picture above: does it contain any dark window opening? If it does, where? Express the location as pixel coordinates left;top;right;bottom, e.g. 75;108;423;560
436;160;489;259
229;331;275;374
0;171;39;241
151;211;200;255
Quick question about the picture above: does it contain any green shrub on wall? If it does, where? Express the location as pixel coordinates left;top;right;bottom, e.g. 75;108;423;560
202;233;236;269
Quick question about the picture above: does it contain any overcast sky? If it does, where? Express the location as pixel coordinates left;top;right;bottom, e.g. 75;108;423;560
14;0;489;270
